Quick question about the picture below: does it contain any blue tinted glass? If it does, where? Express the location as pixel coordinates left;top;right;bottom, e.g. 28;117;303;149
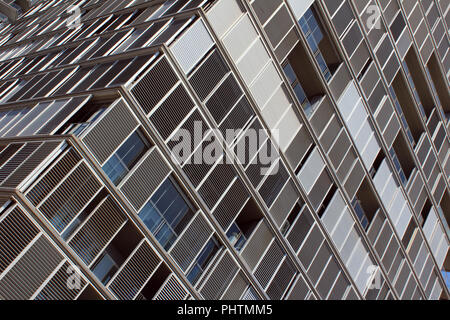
306;34;318;53
293;83;307;104
116;131;147;169
103;154;128;185
139;202;163;232
298;17;309;34
138;178;193;250
312;25;323;44
283;63;297;84
92;253;118;284
102;130;148;185
187;264;202;284
155;222;177;249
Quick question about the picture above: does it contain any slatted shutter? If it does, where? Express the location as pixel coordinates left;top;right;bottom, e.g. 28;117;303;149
266;258;296;299
169;213;212;271
26;148;81;206
221;271;249;300
120;149;171;211
153;274;188;300
253;240;284;288
189;49;230;101
131;57;179;115
241;221;273;270
82;99;139;165
198;163;236;209
0;235;63;300
205;74;243;124
108;241;161;300
0;142;40;183
212;178;250;230
170;19;215;74
35;261;86;300
0;207;40;273
199;252;239;299
39;162;102;233
2;141;61;188
69;196;127;265
149;84;195;140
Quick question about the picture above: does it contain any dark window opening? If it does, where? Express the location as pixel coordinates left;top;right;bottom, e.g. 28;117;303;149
419;200;432;227
226;198;264;251
317;184;337;218
281;201;305;236
299;7;342;81
91;221;143;285
138;263;172;300
354;179;379;231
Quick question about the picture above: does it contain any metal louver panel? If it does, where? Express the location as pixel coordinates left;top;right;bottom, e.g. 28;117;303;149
109;241;161;300
0;144;22;168
189;49;230;101
37;95;91;135
167;109;209;162
3;141;61;188
0;142;40;184
253;240;285;289
170;213;212;271
286;207;314;253
131;57;179;115
181;139;216;186
212;178;249;230
241;221;273;270
171;19;215;74
0;235;63;300
149;84;195;140
266;258;296;300
258;161;289;207
153;274;188;300
221;271;249;300
69;196;127;265
199;251;239;299
82;99;138;165
218;96;254;135
39;162;102;233
0;207;40;273
35;261;86;300
26;148;81;206
198;163;236;209
205;74;243;124
241;287;260;300
120;149;171;211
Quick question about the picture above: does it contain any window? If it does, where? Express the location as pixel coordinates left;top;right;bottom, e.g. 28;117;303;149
102;129;149;185
91;221;143;285
187;236;222;285
91;251;119;285
139;177;195;250
283;62;312;115
299;8;333;81
226;199;263;251
352;198;369;230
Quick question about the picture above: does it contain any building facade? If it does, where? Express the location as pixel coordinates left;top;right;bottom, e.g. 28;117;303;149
0;0;449;300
